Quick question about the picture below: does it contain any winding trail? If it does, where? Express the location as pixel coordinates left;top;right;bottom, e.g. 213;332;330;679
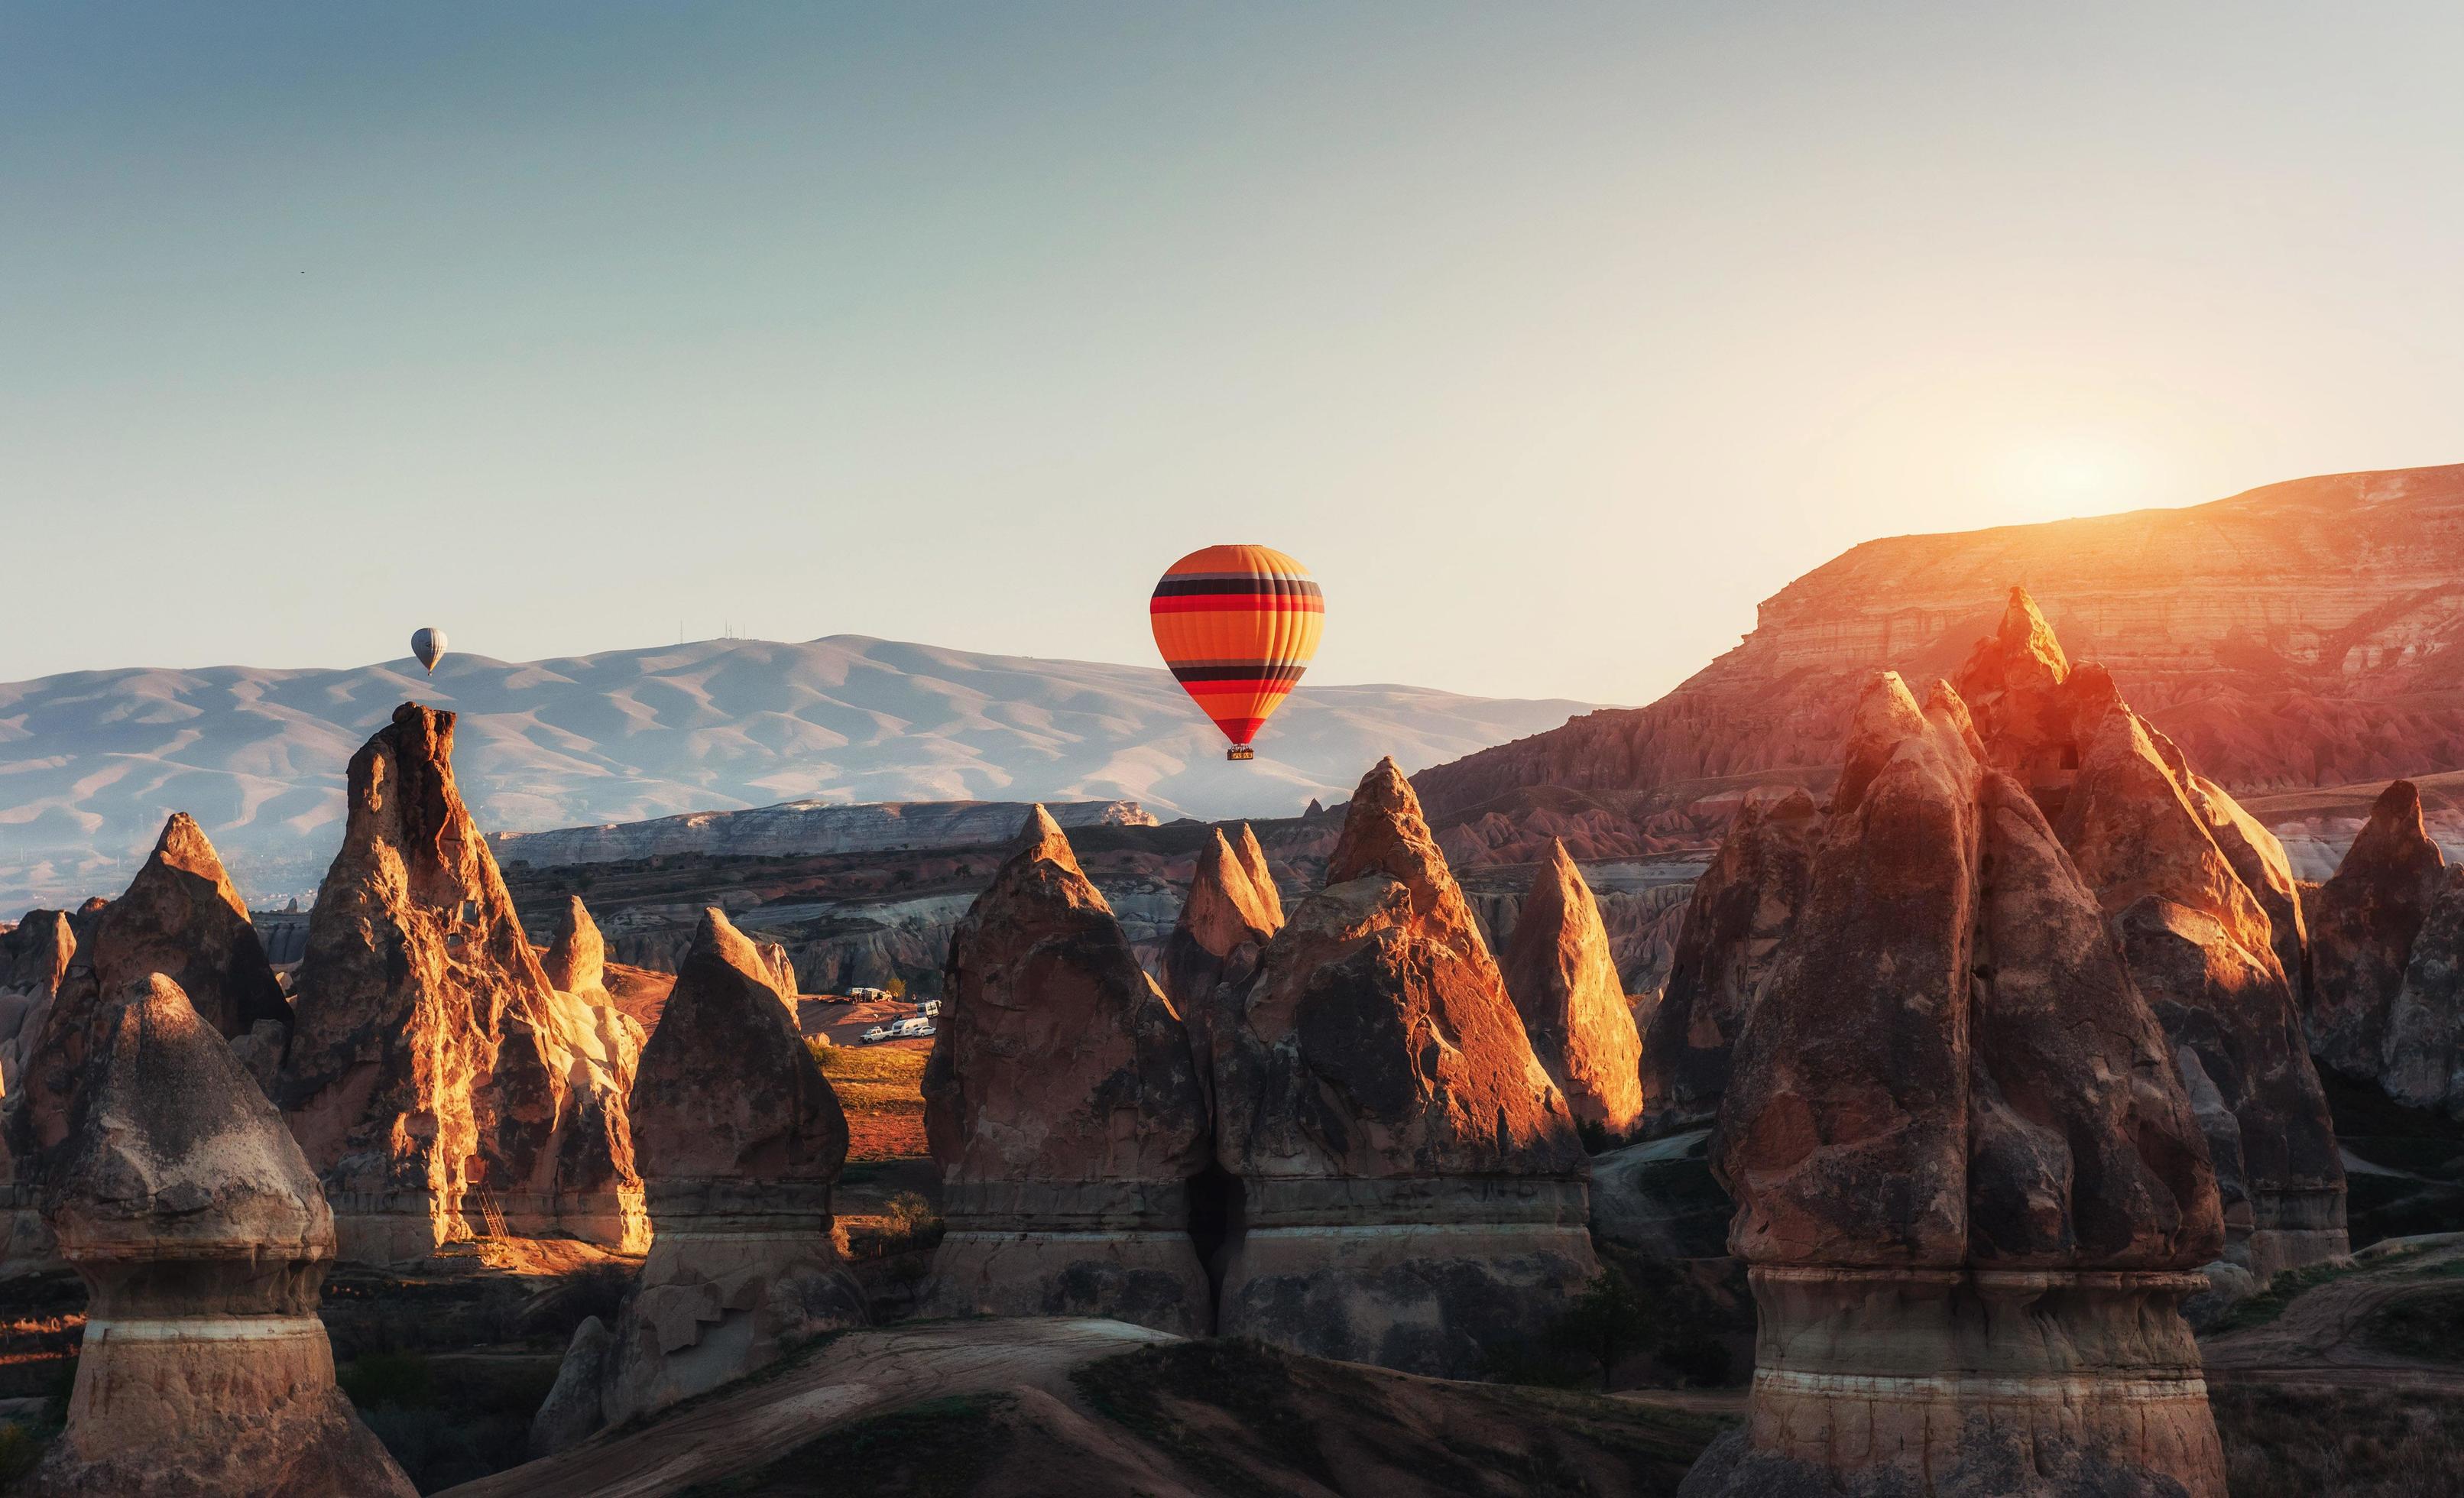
437;1318;1177;1498
2199;1237;2464;1390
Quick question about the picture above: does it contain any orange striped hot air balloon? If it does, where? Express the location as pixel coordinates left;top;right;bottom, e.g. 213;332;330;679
1149;544;1323;761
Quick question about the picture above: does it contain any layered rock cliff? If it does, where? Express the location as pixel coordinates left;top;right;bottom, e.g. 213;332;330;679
491;798;1158;868
1419;465;2464;836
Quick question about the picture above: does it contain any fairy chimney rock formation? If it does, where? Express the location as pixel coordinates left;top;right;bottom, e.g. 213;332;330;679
2054;702;2347;1279
1687;672;2227;1498
1502;840;1645;1141
26;974;413;1498
920;806;1213;1335
1211;758;1597;1377
1162;824;1285;1083
0;912;77;1101
541;895;609;1000
2381;865;2464;1117
278;703;646;1264
1643;786;1820;1133
2310;780;2450;1083
595;907;863;1433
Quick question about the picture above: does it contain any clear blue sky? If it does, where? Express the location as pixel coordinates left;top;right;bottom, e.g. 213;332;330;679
5;2;2459;702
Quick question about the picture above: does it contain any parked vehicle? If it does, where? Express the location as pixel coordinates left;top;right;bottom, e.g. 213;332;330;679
859;1015;938;1044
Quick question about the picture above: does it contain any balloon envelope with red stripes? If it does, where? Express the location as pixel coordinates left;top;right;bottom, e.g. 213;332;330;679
1149;545;1323;759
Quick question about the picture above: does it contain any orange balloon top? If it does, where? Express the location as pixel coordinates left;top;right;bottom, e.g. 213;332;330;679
1149;544;1323;747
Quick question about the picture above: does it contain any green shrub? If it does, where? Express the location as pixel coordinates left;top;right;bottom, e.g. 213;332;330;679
339;1350;434;1410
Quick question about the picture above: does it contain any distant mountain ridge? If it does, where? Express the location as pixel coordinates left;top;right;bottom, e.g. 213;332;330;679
1415;463;2464;830
0;634;1594;908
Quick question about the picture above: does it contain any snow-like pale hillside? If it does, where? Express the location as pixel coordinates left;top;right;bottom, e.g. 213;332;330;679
0;634;1594;907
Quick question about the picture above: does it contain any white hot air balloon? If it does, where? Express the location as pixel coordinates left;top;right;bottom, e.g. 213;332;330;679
410;627;447;677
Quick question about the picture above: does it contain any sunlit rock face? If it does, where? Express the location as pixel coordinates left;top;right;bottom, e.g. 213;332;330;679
25;974;413;1498
1687;673;2227;1498
1501;839;1644;1141
1642;786;1820;1134
921;809;1214;1336
592;908;864;1435
1211;759;1597;1378
278;703;647;1264
1161;823;1283;1095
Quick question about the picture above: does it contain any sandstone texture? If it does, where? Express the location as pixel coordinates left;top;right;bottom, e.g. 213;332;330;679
1700;672;2227;1498
540;894;611;1000
1211;760;1596;1376
26;974;412;1498
1500;839;1644;1140
922;809;1213;1335
278;703;647;1263
1160;824;1284;1093
592;908;864;1435
1643;786;1819;1133
2309;780;2450;1081
1416;465;2464;861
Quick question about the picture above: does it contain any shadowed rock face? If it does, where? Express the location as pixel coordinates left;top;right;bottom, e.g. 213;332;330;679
1501;840;1644;1140
1697;673;2226;1498
16;815;293;1159
2310;780;2450;1082
26;974;412;1498
921;808;1212;1336
0;913;78;1104
1161;825;1284;1093
1212;759;1596;1377
278;703;646;1263
2381;868;2464;1117
589;908;863;1436
2056;705;2346;1279
1643;787;1820;1133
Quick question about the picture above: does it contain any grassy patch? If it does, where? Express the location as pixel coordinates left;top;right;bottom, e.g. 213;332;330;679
674;1393;1013;1497
2209;1262;2355;1334
2214;1383;2464;1497
339;1350;559;1491
1075;1336;1339;1494
2360;1286;2464;1364
815;1045;928;1161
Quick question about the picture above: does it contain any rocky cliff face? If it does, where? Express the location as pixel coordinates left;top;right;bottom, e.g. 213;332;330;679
1211;760;1596;1376
1642;788;1820;1133
27;974;413;1498
1690;673;2225;1498
1419;465;2464;837
921;809;1214;1336
540;895;609;1000
590;909;864;1435
1499;840;1644;1140
279;703;647;1263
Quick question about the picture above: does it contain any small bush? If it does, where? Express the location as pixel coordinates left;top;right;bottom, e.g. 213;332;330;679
339;1350;434;1410
878;1192;945;1254
0;1423;46;1487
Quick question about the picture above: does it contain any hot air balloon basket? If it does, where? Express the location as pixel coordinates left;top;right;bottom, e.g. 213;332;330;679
1227;746;1256;761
